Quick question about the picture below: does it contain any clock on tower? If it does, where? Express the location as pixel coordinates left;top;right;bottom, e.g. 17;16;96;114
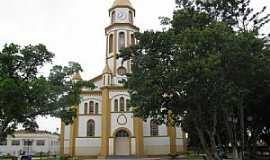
116;11;128;21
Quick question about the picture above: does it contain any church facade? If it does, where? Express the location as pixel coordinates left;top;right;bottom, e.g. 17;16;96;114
60;0;186;158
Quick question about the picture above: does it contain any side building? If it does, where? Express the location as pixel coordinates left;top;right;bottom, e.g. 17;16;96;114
60;0;187;158
0;130;59;157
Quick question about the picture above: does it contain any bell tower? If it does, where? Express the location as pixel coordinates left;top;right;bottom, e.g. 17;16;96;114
104;0;139;86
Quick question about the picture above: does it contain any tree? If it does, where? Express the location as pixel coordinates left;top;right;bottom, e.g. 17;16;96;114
120;0;270;159
0;43;94;141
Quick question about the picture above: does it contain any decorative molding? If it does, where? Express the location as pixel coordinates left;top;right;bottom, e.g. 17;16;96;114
76;137;101;139
78;114;102;116
105;23;139;33
143;135;169;138
81;91;102;96
117;114;128;125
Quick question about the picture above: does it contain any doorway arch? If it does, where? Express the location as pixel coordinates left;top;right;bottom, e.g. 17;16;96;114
113;128;131;156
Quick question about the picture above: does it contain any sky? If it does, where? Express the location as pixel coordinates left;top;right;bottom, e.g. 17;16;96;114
0;0;269;133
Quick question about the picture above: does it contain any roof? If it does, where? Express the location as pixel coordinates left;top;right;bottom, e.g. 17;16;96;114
110;0;135;11
15;130;59;135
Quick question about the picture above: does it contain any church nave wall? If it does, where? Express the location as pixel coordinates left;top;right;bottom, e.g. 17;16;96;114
143;118;168;137
143;137;170;155
75;138;101;156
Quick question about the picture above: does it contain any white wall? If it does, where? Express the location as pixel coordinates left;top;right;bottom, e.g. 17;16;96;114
75;138;101;156
64;125;71;140
78;116;102;137
79;96;102;115
111;113;134;137
143;119;168;137
144;137;170;155
0;133;59;156
176;126;183;139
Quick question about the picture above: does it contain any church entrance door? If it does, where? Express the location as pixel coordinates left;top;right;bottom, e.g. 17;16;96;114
115;130;130;156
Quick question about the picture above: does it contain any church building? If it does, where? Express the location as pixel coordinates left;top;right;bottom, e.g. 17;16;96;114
60;0;186;158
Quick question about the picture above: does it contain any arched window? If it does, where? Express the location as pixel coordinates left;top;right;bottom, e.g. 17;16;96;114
87;120;95;137
111;11;116;23
84;103;88;114
131;34;135;46
120;97;125;112
150;120;159;136
114;99;118;112
109;34;114;53
118;32;125;50
89;101;94;114
126;99;131;112
129;11;133;23
95;103;99;114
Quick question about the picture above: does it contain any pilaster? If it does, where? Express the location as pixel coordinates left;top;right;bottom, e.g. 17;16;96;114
134;117;144;157
168;127;177;154
69;106;79;156
167;111;176;154
100;87;111;157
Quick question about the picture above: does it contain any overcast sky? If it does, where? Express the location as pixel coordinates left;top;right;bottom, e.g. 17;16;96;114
0;0;269;133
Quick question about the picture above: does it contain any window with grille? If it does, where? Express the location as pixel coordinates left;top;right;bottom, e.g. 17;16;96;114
89;101;94;114
23;140;33;146
0;141;7;145
150;120;159;136
84;103;88;114
120;97;125;112
36;140;45;146
87;120;95;137
95;103;99;114
118;32;125;50
114;99;118;112
109;34;114;53
11;140;20;146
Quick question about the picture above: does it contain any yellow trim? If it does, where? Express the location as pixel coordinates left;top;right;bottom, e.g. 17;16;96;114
60;121;65;156
69;106;79;156
100;85;126;90
77;136;102;138
134;117;144;157
80;91;102;96
100;88;110;157
168;127;177;154
167;111;176;155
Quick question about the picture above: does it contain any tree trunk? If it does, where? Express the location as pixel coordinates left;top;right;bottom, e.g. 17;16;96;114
233;147;240;160
195;126;216;160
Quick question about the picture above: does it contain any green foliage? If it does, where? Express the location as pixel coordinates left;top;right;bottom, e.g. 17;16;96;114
120;0;270;159
0;43;94;141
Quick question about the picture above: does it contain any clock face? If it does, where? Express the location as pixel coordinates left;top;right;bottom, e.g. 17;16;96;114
116;11;127;20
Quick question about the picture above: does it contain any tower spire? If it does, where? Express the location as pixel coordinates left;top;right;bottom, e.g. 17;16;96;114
110;0;135;12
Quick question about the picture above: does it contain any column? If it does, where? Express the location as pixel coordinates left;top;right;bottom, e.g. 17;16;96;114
100;87;110;157
134;117;144;157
